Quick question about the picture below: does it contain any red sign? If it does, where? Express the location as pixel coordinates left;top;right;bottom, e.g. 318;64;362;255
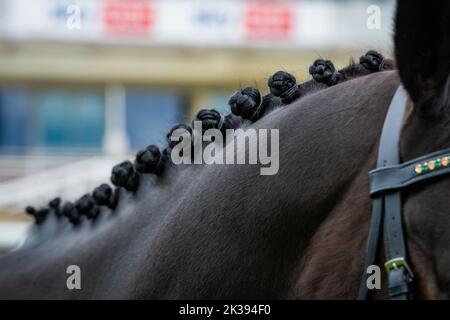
104;1;154;36
245;2;293;40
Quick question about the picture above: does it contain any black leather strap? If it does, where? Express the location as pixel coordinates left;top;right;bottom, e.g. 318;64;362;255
358;85;413;300
370;148;450;196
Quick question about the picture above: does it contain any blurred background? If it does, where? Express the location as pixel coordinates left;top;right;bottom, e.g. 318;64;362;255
0;0;394;253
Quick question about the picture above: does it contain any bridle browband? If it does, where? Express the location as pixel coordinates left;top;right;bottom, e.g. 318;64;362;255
357;85;450;300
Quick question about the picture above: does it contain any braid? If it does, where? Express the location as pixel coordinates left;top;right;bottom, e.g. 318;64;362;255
309;59;343;86
93;184;119;210
62;202;81;225
193;109;230;133
135;145;165;175
229;87;263;121
111;161;140;193
337;51;395;81
25;206;49;224
49;197;62;218
75;194;100;220
359;50;385;71
267;71;301;104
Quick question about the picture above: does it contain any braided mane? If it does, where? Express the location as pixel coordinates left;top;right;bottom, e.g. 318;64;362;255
23;51;394;239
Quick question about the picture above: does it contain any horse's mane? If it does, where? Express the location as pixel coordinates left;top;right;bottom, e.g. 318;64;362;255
20;51;394;247
0;61;401;300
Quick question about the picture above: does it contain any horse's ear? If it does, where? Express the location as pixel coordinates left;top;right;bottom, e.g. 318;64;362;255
395;0;450;117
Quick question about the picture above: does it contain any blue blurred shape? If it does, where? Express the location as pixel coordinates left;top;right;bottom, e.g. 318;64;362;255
0;88;29;151
126;90;185;149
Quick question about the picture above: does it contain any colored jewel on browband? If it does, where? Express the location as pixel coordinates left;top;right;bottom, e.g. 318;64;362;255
414;156;449;174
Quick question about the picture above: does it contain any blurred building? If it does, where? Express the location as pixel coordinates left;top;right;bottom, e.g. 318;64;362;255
0;0;394;250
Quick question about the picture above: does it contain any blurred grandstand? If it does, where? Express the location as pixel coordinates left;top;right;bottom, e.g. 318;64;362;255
0;0;394;251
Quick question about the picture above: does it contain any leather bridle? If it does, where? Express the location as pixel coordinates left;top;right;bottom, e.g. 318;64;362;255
357;86;450;300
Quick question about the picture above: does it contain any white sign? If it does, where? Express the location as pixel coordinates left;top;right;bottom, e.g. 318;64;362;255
0;0;394;50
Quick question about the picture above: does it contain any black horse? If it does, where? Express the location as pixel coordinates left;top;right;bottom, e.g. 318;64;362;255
0;0;449;299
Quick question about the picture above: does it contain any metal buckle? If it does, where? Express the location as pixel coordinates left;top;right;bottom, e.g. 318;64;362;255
384;257;414;280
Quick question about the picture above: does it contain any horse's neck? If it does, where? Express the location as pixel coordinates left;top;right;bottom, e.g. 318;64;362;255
285;72;400;299
291;157;385;298
0;71;400;299
131;71;400;298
